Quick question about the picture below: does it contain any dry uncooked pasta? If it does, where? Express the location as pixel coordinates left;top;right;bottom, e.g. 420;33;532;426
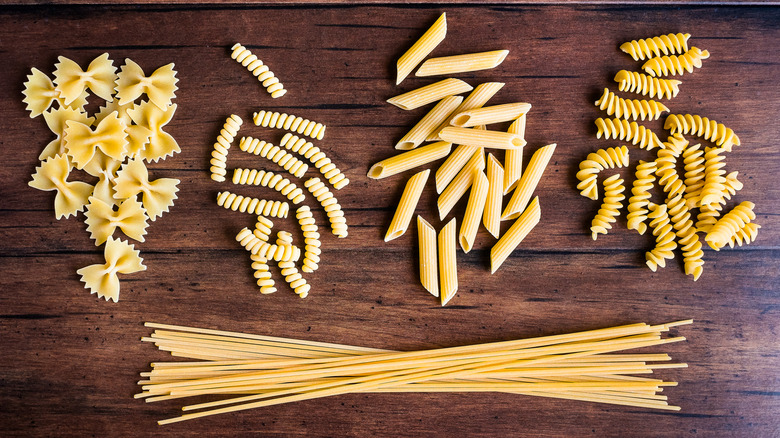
626;160;657;235
305;178;348;238
232;168;306;204
84;196;149;245
236;228;301;262
664;114;740;151
296;206;321;273
614;70;681;100
642;47;710;77
251;253;276;294
645;203;677;271
216;191;289;218
591;175;625;240
231;43;286;98
279;133;349;189
253;110;326;140
114;158;180;221
594;88;669;121
396;13;447;85
77;237;146;303
576;146;629;201
28;153;93;219
210;115;242;182
620;33;691;61
239;136;308;178
595;118;663;150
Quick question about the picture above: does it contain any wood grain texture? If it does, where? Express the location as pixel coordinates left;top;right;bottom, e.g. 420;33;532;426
1;4;779;437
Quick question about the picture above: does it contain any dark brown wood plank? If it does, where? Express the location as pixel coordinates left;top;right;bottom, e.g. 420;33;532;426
1;5;779;437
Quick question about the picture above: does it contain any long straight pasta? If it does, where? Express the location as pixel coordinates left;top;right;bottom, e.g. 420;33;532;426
385;169;430;242
502;144;556;220
504;115;526;194
451;102;531;128
439;126;525;149
437;148;485;220
484;154;504;238
416;50;509;77
428;82;504;141
396;96;463;150
459;170;489;252
396;13;447;85
387;78;473;111
491;196;541;273
368;141;452;179
438;218;458;306
417;216;438;297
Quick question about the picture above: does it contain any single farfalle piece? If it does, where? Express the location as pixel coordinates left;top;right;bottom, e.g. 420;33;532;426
84;196;149;245
22;67;88;118
39;106;94;160
53;53;117;104
76;237;146;302
113;158;180;221
28;154;93;219
115;59;178;110
82;150;122;205
127;101;180;162
95;99;135;126
64;111;128;168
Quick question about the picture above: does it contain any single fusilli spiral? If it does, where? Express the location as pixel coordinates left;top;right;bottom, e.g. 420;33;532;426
698;147;728;208
216;191;289;218
645;203;677;272
253;111;326;140
251;253;277;294
232;168;306;204
279;133;350;190
236;228;301;261
230;43;287;98
590;174;625;240
642;47;710;77
595;117;663;150
665;192;704;281
620;33;691;61
705;201;756;251
661;133;689;157
238;136;308;178
729;222;760;249
682;143;705;208
664;114;740;152
594;88;670;121
278;260;310;298
296;206;321;273
626;160;657;235
614;70;682;100
210;114;242;182
253;216;274;242
655;148;685;197
695;170;743;234
304;178;348;238
576;146;629;200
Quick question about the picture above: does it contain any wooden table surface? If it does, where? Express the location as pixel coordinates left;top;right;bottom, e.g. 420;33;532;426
1;4;779;437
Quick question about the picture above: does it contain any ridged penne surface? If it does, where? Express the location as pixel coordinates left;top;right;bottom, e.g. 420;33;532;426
416;50;509;77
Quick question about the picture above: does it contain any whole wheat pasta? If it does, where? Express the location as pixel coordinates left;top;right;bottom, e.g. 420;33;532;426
210;114;242;182
296;206;321;273
459;170;488;253
216;191;289;218
502;144;556;220
451;102;531;127
439;126;525;150
305;178;348;238
504;115;526;194
238;136;308;178
396;96;463;150
232;168;306;204
253;110;325;140
438;218;458;306
417;216;438;298
278;133;349;189
368;141;452;179
385;169;430;242
387;78;473;111
437;148;485;220
416;50;509;77
491;196;540;273
484;154;504;238
428;82;504;141
230;43;286;98
396;13;447;85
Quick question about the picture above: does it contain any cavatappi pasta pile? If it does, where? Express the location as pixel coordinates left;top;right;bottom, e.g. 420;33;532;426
371;13;556;306
24;54;181;302
138;320;690;424
209;44;350;298
579;33;759;281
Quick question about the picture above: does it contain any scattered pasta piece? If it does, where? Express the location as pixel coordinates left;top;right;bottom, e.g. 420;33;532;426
396;12;447;85
502;144;556;220
459;169;488;252
84;196;149;245
594;88;669;121
253;110;325;140
438;218;458;306
279;133;349;189
664;114;740;151
28;154;93;219
39;106;94;160
439;126;525;150
304;178;347;238
236;228;301;262
209;114;242;182
251;254;276;294
591;175;625;240
503;115;526;194
216;191;289;218
239;136;308;178
115;59;178;110
620;33;691;61
396;96;463;150
387;78;473;111
77;237;146;303
645;203;677;272
368;141;452;179
64;111;129;168
626;160;657;235
22;67;87;118
232;168;306;204
428;82;504;142
451;102;530;127
614;70;681;100
705;201;756;251
437;148;484;220
417;216;438;297
416;50;509;77
483;154;504;238
576;146;630;201
114;158;180;221
595;117;663;150
491;196;541;274
296;206;321;273
127;100;180;162
386;169;429;242
231;43;286;98
642;47;710;77
53;53;117;104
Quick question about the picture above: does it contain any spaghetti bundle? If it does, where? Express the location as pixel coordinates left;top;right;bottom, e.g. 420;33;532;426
138;320;690;425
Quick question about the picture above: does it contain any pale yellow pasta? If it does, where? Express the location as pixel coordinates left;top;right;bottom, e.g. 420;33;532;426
626;160;657;235
451;102;531;127
483;154;504;238
251;253;276;294
216;191;289;218
416;50;509;77
115;59;178;110
705;201;756;251
396;96;463;150
491;196;540;274
437;148;485;220
39;106;94;160
84;196;149;245
594;88;669;121
614;70;681;100
253;110;325;140
279;260;310;298
620;33;691;61
435;143;479;193
439;126;525;149
76;237;146;303
240;136;308;178
127;101;180;163
236;228;300;262
438;218;458;306
396;12;447;85
699;147;728;207
595;117;663;150
253;216;274;242
729;222;760;249
368;141;452;179
642;47;710;77
296;206;321;273
387;78;473;111
503;115;526;194
232;168;306;204
575;146;630;201
278;133;348;189
22;67;87;118
590;174;625;240
664;114;740;152
64;111;128;168
459;170;488;253
428;82;504;142
231;43;286;98
304;178;348;238
645;203;677;271
83;152;122;206
53;53;117;104
417;216;438;298
114;158;180;221
502;144;556;220
385;169;430;242
208;114;242;182
28;153;93;219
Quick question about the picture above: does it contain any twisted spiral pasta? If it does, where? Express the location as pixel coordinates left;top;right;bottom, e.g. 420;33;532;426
664;114;740;152
253;111;326;140
614;70;682;100
230;43;286;98
590;174;625;240
253;216;274;242
595;117;663;150
279;133;350;190
251;253;276;294
662;133;689;157
699;147;728;208
655;148;685;196
705;201;756;251
304;178;348;238
626;160;657;235
216;191;289;218
729;222;760;248
576;146;629;200
278;261;310;298
642;47;710;77
695;170;742;234
682;143;705;208
594;88;670;121
645;203;677;272
210;114;242;182
296;206;321;273
238;136;308;178
665;192;704;281
236;228;301;262
620;33;691;61
232;168;306;204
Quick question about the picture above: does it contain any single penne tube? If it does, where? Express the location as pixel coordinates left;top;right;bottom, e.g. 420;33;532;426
396;13;447;85
385;169;430;242
459;170;489;252
439;126;525;149
502;144;556;220
428;82;504;141
491;196;541;273
417;216;438;297
396;96;463;150
368;141;452;179
484;154;504;238
451;102;531;128
416;50;510;77
504;115;527;194
435;144;478;193
387;78;473;111
437;148;485;220
438;218;458;306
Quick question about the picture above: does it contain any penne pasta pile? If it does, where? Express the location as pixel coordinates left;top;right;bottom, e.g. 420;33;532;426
370;13;556;306
138;320;691;424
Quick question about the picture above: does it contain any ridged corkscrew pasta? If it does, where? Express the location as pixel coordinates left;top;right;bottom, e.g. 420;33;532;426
645;203;677;271
614;70;682;100
626;160;657;235
576;146;629;200
594;88;670;121
620;33;691;61
216;191;289;218
682;144;705;208
591;174;625;240
655;148;685;193
665;192;704;281
699;147;728;208
236;228;301;262
232;168;306;204
278;261;310;298
230;43;287;98
279;133;349;189
642;47;710;77
661;133;689;157
253;216;274;242
705;201;756;251
304;178;348;238
210;114;242;182
251;253;276;294
253;111;326;140
296;206;321;273
238;136;308;178
664;114;740;151
729;222;760;248
595;117;663;150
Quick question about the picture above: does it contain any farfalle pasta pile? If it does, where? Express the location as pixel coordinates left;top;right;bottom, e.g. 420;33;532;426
577;33;759;281
25;53;181;302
